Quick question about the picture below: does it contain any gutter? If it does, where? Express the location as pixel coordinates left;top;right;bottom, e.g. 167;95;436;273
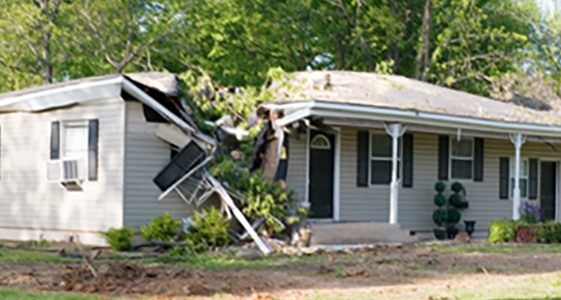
271;100;561;137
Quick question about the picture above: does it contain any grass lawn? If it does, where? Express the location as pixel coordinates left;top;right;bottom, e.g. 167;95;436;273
0;288;117;300
429;242;561;254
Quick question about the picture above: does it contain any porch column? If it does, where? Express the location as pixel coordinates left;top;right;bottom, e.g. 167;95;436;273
385;123;406;224
509;133;527;220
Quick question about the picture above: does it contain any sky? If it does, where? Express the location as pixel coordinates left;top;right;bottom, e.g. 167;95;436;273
537;0;557;13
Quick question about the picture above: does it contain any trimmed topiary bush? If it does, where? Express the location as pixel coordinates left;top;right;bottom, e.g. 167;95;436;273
433;194;447;207
434;182;446;193
448;194;462;208
432;209;448;227
447;208;461;225
451;181;464;193
489;219;517;242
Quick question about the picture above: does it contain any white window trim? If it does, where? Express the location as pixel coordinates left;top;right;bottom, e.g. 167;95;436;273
368;132;402;186
509;156;529;201
449;136;474;181
60;119;89;161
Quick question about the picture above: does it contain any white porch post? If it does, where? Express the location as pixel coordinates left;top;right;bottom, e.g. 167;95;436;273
385;123;406;224
509;133;527;220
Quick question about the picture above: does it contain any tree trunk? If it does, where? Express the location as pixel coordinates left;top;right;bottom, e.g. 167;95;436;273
420;0;432;81
42;32;52;84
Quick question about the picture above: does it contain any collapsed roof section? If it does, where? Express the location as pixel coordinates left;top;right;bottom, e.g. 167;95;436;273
0;73;273;255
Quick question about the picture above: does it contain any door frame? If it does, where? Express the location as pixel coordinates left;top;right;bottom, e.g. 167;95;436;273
540;159;560;221
304;127;340;221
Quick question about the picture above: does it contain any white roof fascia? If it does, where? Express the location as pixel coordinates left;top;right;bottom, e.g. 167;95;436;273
121;79;216;147
0;77;124;112
311;101;561;137
271;100;561;137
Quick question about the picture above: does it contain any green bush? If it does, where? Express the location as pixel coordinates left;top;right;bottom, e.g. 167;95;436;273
141;213;182;242
185;207;232;252
489;219;517;243
433;194;446;207
449;194;462;208
434;182;446;193
99;227;134;251
451;181;463;193
432;209;448;227
210;156;304;233
447;208;461;225
533;221;561;243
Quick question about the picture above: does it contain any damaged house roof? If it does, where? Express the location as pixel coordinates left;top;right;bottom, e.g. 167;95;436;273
266;71;561;136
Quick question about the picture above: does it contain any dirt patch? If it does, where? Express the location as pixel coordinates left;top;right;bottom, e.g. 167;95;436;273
3;245;561;299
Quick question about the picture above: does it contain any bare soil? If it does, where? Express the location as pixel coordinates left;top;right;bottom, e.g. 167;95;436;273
2;245;561;299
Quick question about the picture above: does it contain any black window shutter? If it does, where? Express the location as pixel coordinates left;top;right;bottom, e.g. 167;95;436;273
50;121;60;160
438;135;449;180
529;158;538;200
474;138;484;182
88;119;99;181
357;131;369;187
499;157;510;200
402;133;414;188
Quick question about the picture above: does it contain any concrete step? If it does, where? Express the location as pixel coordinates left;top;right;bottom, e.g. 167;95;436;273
310;222;418;245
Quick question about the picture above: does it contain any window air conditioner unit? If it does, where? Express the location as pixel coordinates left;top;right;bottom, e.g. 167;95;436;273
46;159;87;183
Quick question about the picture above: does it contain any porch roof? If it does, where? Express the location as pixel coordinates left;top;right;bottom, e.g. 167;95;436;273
266;71;561;137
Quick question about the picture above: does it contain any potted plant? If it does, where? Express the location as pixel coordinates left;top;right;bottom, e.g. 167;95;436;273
446;181;468;239
432;182;448;240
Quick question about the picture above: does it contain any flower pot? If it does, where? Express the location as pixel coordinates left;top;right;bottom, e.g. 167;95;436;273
433;229;446;240
464;220;476;238
447;227;459;239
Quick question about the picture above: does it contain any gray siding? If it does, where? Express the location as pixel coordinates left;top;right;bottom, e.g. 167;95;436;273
286;130;307;202
0;101;126;233
123;102;192;228
286;125;561;231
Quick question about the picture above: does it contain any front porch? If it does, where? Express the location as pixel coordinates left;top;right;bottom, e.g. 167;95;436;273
286;120;561;238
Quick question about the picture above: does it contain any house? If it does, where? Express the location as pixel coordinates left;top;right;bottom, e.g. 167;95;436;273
0;73;215;245
264;71;561;241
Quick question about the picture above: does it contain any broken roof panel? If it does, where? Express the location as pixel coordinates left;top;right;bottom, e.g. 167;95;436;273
126;72;179;97
278;71;561;126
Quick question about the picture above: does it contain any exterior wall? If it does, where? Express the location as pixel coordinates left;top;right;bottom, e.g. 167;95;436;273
122;102;193;229
0;101;126;245
286;130;307;203
286;125;561;232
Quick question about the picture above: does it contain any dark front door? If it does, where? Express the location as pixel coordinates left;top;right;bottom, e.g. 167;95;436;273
308;130;335;219
540;161;557;220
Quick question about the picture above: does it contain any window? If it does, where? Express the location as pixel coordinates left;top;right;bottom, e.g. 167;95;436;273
510;157;529;199
450;138;473;180
370;133;401;184
311;134;331;149
62;121;88;159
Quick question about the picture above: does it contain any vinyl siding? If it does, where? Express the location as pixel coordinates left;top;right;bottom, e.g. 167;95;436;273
286;125;561;231
286;131;307;202
0;101;125;233
122;102;192;228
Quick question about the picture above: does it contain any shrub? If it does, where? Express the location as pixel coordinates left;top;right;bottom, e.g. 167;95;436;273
434;182;446;193
447;208;461;225
533;221;561;243
185;207;232;252
432;209;448;227
489;219;517;242
520;202;543;224
141;213;182;242
99;227;134;251
448;194;462;208
210;156;304;233
433;194;446;207
451;181;463;193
